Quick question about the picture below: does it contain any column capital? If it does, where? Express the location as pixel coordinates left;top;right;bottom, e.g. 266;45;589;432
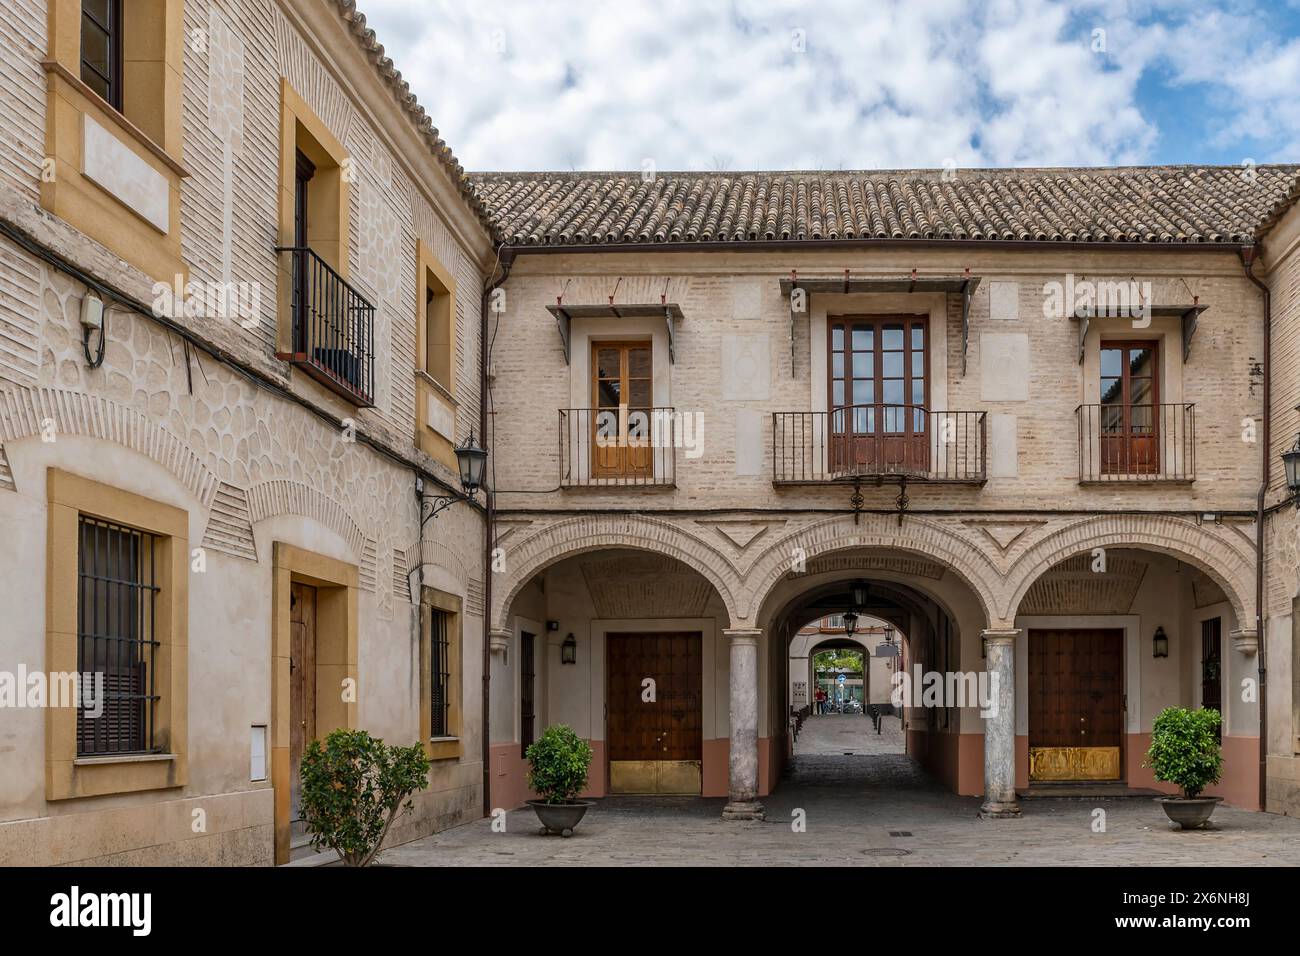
981;628;1021;645
723;627;762;645
488;628;511;656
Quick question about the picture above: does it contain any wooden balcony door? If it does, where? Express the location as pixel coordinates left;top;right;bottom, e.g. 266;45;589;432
828;316;928;475
1100;341;1159;475
1028;629;1123;781
607;632;702;794
592;341;653;479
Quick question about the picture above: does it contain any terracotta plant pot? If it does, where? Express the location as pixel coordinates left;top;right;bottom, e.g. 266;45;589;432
527;799;593;837
1155;796;1222;830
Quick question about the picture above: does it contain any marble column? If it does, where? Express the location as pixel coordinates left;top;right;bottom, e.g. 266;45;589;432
980;628;1021;818
723;627;764;820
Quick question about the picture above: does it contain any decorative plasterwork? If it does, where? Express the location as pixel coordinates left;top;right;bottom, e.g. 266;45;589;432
200;481;257;561
963;518;1045;553
700;518;786;553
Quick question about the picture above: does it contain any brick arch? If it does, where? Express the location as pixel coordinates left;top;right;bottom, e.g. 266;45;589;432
246;479;376;589
491;515;742;629
0;386;219;505
1002;514;1254;627
743;514;1001;627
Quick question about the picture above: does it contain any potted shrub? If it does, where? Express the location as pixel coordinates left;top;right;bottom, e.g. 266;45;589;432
1144;706;1223;830
525;724;595;836
299;728;431;865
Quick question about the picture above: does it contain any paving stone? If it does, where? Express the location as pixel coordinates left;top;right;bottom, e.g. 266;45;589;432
381;716;1300;867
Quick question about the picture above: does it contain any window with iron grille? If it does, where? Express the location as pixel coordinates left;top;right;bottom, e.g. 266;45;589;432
80;0;123;110
430;609;451;738
77;515;160;755
520;631;536;752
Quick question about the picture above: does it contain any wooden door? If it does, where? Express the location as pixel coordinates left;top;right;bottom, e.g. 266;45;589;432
1028;629;1123;781
591;341;653;479
1100;341;1159;475
828;316;928;475
607;632;702;794
289;582;317;841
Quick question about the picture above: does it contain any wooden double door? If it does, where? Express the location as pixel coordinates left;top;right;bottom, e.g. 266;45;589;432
607;632;703;794
1028;629;1124;781
828;315;929;475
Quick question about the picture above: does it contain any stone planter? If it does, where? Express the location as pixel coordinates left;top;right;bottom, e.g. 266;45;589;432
527;799;593;837
1156;796;1222;830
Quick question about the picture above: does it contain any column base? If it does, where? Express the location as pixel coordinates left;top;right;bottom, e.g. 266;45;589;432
722;800;765;821
978;799;1022;819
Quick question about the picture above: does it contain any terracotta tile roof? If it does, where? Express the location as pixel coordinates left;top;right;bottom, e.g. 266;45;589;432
1254;174;1300;242
335;2;494;237
469;166;1300;249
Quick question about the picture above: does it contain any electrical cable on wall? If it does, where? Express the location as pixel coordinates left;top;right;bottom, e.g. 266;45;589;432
82;313;106;368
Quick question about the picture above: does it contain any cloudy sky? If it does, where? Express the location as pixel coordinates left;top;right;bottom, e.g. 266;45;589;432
356;0;1300;172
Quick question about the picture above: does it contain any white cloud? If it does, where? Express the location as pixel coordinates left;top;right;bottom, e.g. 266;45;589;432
354;0;1298;170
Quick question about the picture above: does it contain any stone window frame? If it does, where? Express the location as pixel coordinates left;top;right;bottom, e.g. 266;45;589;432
275;78;353;357
41;0;189;282
420;586;464;761
45;467;189;800
414;240;461;470
810;293;950;471
566;319;672;484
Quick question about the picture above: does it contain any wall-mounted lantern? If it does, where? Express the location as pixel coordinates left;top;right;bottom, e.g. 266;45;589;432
416;429;489;528
1152;626;1169;659
561;633;577;665
1283;433;1300;505
455;429;488;496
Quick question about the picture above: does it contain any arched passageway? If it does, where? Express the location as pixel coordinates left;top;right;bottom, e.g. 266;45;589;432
761;565;988;804
488;515;1262;821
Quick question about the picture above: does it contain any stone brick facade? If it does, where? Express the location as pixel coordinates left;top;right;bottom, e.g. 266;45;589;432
0;1;492;864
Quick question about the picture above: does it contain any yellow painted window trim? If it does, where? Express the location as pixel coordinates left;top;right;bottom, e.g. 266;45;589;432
45;468;189;801
41;60;189;177
416;239;458;391
420;588;463;761
275;79;354;361
415;241;461;470
40;1;186;283
416;368;459;407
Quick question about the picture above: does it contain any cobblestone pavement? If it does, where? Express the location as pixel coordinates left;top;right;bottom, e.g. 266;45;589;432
795;713;905;756
383;731;1300;867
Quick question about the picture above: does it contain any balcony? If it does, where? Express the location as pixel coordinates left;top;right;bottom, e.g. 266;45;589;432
559;407;677;488
1076;403;1195;483
275;246;376;406
772;405;987;484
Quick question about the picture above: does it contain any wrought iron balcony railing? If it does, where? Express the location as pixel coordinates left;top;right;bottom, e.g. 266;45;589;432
559;407;677;487
275;246;376;406
772;405;986;484
1076;402;1195;482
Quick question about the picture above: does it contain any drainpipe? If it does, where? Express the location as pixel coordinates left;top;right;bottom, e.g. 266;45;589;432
480;247;514;817
1241;244;1270;812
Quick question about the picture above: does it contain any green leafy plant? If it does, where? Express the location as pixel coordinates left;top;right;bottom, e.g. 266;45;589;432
1143;707;1223;799
299;728;431;866
525;724;594;804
